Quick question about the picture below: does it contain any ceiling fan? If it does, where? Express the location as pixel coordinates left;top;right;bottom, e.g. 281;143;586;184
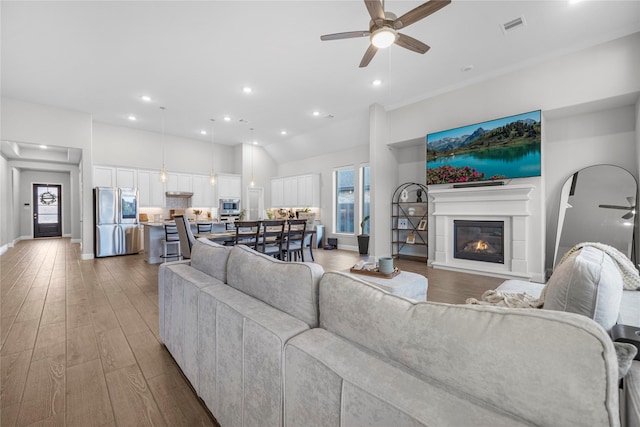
320;0;451;68
599;196;636;220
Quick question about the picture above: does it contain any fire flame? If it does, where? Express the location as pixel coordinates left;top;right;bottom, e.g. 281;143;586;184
475;240;489;251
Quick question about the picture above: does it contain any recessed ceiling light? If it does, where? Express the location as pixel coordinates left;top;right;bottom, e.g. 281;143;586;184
224;116;231;122
312;111;320;117
280;130;287;135
372;79;382;86
200;130;207;135
253;141;258;145
128;115;137;121
140;95;152;102
40;145;47;149
242;86;252;94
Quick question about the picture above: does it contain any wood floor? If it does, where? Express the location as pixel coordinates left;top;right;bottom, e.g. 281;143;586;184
1;238;503;426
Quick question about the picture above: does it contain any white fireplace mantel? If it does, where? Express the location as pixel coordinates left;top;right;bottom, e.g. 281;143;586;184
429;183;540;280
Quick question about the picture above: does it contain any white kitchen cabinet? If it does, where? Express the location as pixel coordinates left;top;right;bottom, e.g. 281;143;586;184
93;166;115;188
297;174;320;207
271;173;319;208
116;168;137;188
283;177;298;207
192;175;214;207
166;173;193;193
137;170;165;207
217;174;242;199
271;178;284;208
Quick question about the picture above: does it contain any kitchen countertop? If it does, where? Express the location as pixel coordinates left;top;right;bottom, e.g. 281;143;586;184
141;221;223;227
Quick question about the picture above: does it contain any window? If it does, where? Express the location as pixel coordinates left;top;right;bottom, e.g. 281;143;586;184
335;168;355;233
361;165;370;235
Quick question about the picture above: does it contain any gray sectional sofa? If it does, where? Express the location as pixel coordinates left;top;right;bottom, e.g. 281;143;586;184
159;241;622;426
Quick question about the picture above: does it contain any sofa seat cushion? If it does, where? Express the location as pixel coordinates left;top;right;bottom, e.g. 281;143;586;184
544;246;623;331
190;240;231;283
318;272;619;426
285;328;530;427
198;284;310;427
226;245;324;327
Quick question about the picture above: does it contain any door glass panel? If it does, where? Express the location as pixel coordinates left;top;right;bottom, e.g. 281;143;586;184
37;187;59;224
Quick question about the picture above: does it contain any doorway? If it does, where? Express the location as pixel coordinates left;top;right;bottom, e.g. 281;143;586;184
246;187;264;221
33;184;62;238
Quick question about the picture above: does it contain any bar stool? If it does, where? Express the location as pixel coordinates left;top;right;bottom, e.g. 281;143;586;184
162;224;181;262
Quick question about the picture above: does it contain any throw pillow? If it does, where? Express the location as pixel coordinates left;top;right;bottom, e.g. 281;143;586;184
544;246;623;331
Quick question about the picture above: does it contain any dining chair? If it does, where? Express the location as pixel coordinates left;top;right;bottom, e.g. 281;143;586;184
161;223;181;262
233;221;261;250
174;214;196;259
259;220;285;259
196;222;213;233
283;219;307;262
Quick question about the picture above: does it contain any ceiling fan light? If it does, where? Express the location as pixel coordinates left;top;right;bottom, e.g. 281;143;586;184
371;27;397;48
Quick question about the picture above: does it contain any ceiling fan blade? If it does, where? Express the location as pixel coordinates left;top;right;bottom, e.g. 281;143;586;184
393;0;451;29
364;0;385;25
395;33;430;54
622;211;634;220
599;204;632;210
359;44;378;68
321;31;370;41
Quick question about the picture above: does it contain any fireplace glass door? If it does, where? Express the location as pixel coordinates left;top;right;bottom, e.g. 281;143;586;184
454;220;504;264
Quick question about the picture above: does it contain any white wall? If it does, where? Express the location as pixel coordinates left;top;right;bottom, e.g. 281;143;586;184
241;144;278;215
279;144;369;250
18;170;71;238
544;104;637;269
0;155;11;252
383;32;640;272
93;122;237;175
2;98;94;257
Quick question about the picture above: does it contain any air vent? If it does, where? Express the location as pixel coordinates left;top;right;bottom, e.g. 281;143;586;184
501;15;526;34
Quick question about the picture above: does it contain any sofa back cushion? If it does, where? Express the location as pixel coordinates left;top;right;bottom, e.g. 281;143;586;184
318;272;619;426
544;246;623;331
190;240;231;283
226;245;324;327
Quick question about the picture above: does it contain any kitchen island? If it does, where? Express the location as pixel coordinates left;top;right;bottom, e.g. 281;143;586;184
142;221;227;264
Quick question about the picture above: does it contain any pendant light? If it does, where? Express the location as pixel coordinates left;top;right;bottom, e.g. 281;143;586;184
249;128;255;187
209;119;216;186
159;106;167;183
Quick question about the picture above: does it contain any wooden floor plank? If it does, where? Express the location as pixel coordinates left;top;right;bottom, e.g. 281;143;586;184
96;328;137;374
40;298;66;326
105;364;167;427
90;304;120;334
1;319;39;356
66;324;99;368
126;330;175;380
16;354;65;426
0;349;32;409
147;368;217;426
33;322;66;361
66;359;114;427
66;301;92;330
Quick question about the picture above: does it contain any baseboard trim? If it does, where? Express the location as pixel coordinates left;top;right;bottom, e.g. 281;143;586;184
81;253;94;260
337;244;358;252
70;239;81;244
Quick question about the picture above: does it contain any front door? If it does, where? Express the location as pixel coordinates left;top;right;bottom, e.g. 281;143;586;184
33;184;62;238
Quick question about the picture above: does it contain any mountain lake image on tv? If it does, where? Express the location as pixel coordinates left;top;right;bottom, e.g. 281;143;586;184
426;110;541;185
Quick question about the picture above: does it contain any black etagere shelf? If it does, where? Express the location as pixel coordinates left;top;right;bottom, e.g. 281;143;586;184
392;182;428;262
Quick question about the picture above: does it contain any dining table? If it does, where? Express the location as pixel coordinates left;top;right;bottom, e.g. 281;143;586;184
194;229;318;261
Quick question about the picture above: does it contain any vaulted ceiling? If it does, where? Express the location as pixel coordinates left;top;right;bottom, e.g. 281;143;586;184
2;1;639;164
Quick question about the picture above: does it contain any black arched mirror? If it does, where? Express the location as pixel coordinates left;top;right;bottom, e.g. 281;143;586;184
554;164;637;266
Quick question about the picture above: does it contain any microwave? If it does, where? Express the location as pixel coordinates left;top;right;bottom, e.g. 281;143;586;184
219;199;240;215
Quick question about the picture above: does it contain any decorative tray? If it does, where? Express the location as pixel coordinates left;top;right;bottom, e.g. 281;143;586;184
349;267;401;279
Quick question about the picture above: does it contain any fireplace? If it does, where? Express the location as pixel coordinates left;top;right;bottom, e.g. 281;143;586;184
454;220;504;264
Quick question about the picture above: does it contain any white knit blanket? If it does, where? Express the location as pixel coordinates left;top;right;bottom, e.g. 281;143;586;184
560;242;640;291
466;289;544;308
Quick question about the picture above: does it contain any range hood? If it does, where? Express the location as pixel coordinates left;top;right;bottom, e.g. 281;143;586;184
165;191;193;198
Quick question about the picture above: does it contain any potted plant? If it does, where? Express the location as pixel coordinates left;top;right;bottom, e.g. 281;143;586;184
357;215;370;255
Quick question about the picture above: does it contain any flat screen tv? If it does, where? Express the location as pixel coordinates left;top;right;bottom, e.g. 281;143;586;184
426;110;541;185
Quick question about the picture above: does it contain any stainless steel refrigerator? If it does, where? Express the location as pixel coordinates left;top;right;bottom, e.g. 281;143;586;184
94;187;141;257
